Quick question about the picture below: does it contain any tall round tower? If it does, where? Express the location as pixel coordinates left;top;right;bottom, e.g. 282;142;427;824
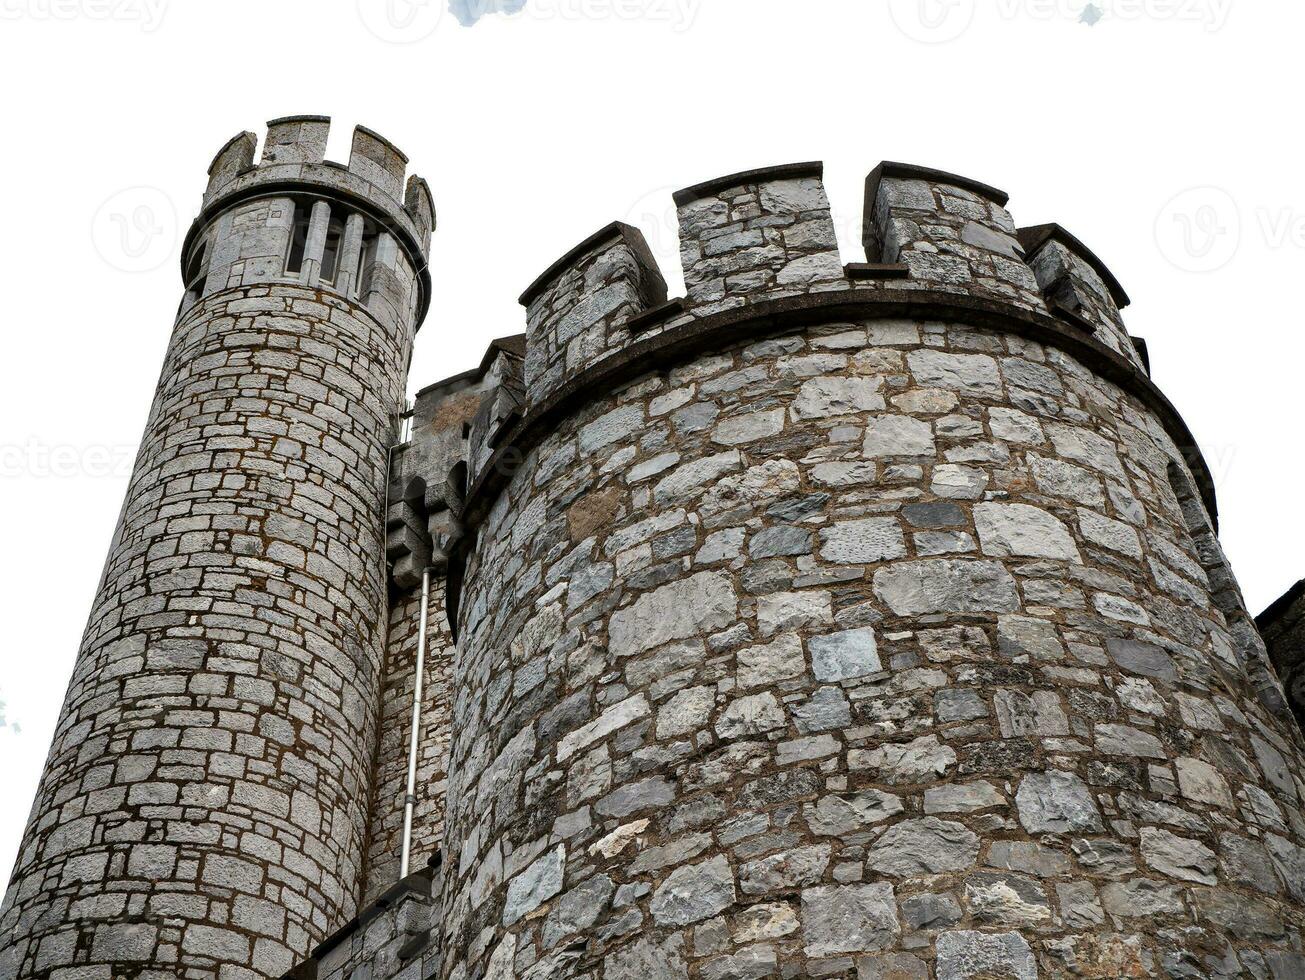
0;117;433;978
430;163;1305;979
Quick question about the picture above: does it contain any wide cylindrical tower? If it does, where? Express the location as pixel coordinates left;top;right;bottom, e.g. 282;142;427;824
430;163;1305;979
0;116;433;979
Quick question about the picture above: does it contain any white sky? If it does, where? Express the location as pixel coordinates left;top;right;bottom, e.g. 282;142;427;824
1;0;1301;880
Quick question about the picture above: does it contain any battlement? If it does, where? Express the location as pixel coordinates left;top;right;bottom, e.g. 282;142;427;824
204;116;433;242
508;158;1147;416
182;116;434;331
388;159;1213;595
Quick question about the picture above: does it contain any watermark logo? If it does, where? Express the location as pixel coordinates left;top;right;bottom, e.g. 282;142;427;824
1155;187;1241;273
0;0;168;30
888;0;975;43
357;0;444;42
91;186;177;274
0;440;136;480
623;186;681;260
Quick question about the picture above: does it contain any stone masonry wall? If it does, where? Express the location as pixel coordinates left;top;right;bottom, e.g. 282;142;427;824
439;316;1305;980
365;582;456;904
0;282;414;979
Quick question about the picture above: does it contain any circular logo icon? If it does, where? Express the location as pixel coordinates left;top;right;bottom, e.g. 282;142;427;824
623;186;681;261
91;187;178;274
357;0;444;43
1154;186;1241;274
888;0;976;44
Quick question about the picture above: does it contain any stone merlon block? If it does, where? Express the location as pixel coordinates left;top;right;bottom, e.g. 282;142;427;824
261;115;330;166
675;161;843;312
864;161;1044;312
206;131;257;194
520;221;667;407
1019;223;1144;370
351;125;410;201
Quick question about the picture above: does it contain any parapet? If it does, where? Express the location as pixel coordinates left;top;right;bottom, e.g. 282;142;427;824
520;222;668;406
393;157;1214;603
509;159;1151;414
181;116;434;331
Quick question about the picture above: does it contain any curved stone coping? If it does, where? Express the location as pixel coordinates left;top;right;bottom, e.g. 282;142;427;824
181;171;434;331
444;287;1221;634
865;161;1011;212
1019;222;1132;308
673;161;825;206
518;221;666;307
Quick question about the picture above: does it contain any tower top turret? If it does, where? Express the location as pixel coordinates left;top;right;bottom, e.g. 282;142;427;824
180;116;434;328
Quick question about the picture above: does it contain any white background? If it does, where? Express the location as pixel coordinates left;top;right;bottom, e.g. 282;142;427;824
0;0;1301;880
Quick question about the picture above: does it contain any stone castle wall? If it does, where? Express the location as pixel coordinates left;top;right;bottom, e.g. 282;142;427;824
364;582;455;904
416;163;1305;980
441;315;1305;979
6;117;1305;980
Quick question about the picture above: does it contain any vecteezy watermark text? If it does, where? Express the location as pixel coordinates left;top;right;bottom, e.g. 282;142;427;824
0;440;136;480
357;0;700;42
889;0;1230;43
0;0;168;31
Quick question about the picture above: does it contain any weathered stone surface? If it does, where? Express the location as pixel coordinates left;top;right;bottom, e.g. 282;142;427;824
806;790;904;835
935;930;1037;980
808;628;881;682
504;846;566;925
737;634;806;689
739;845;832;895
608;572;737;657
651;855;736;926
866;818;980;877
1140;828;1218;885
975;503;1082;561
860;735;957;784
791;376;885;420
874;560;1021;615
820;518;907;564
800;883;900;957
1015;770;1103;833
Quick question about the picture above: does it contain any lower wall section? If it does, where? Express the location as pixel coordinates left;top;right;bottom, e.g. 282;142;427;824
365;578;456;904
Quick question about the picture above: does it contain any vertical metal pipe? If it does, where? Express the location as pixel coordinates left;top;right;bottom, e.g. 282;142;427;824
400;565;432;879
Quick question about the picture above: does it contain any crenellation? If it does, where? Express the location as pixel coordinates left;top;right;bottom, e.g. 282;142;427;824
864;161;1045;313
675;162;846;315
1019;223;1145;372
262;115;331;166
520;221;667;409
350;125;410;202
405;175;437;249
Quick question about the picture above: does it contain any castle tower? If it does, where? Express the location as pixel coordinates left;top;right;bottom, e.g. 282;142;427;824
0;117;433;978
350;162;1305;980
